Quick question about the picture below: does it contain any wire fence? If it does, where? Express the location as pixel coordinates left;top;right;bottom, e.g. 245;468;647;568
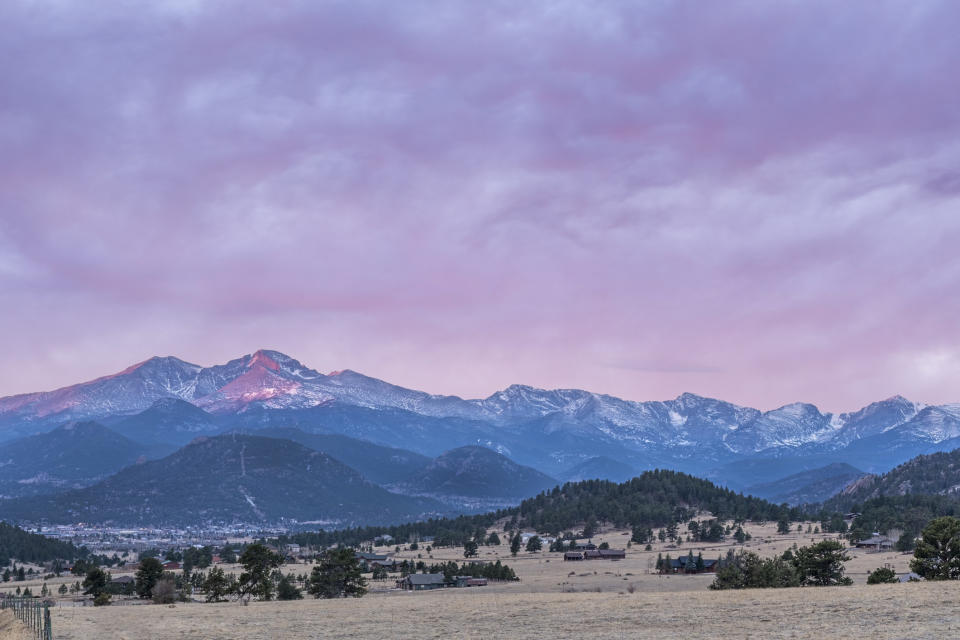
1;596;53;640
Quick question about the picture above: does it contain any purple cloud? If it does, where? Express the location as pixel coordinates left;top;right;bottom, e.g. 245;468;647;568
1;0;959;411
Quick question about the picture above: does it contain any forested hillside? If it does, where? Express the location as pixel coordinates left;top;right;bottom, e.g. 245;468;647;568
826;448;960;509
0;522;83;565
282;469;801;548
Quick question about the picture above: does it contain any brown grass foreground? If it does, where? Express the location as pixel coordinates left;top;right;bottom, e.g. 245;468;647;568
47;581;960;640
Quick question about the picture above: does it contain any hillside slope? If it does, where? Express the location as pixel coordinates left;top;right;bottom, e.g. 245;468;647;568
825;448;960;510
0;435;443;526
746;463;867;505
0;422;155;498
390;446;558;507
253;427;431;485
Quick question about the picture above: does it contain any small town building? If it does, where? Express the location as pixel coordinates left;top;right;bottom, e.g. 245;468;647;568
564;552;584;561
398;573;447;591
598;549;626;560
583;549;602;559
573;542;597;551
855;535;893;551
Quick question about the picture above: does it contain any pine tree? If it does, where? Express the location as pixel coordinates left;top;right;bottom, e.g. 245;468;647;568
136;557;165;599
236;544;284;601
910;516;960;580
203;567;232;602
277;574;303;600
306;548;367;599
510;533;521;556
792;540;852;586
83;568;108;597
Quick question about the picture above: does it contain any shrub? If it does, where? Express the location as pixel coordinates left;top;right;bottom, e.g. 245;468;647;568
152;578;177;604
867;567;898;584
93;592;111;606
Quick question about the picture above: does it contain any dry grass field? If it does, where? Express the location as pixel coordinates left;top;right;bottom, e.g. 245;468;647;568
46;582;960;640
4;521;954;639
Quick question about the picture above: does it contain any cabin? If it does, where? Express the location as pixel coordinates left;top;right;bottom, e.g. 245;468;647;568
162;562;181;570
107;575;136;595
669;556;719;574
464;577;487;587
370;558;399;572
398;573;447;591
583;548;625;560
855;535;893;551
356;552;391;571
564;552;584;561
573;543;597;551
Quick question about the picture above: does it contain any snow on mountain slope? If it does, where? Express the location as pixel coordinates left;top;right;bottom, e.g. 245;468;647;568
0;356;202;428
1;349;958;468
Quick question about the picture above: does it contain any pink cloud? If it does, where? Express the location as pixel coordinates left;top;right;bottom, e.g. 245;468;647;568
1;1;959;412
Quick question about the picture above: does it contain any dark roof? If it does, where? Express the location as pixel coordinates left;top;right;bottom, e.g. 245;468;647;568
598;549;625;557
405;573;446;585
583;549;602;557
855;536;892;546
111;576;135;584
671;556;717;568
564;552;583;558
356;553;389;561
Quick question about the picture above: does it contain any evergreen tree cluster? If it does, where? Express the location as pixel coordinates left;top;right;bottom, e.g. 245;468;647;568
0;522;84;566
709;540;853;590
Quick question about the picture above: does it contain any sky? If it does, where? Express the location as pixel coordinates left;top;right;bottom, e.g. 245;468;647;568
1;0;959;412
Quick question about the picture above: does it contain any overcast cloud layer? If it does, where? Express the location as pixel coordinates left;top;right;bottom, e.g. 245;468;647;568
2;0;959;411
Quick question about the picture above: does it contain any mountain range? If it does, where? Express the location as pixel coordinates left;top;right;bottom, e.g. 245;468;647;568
2;349;960;492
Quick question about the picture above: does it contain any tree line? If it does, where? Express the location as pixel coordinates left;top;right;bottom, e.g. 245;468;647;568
279;470;807;549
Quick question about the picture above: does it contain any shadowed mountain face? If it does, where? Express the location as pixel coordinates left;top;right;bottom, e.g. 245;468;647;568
823;447;960;511
112;398;220;446
251;427;431;485
559;456;637;483
389;445;558;509
0;435;444;526
745;463;867;506
0;350;958;491
0;422;157;498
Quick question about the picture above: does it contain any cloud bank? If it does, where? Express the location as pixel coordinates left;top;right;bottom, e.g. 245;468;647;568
1;0;959;411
